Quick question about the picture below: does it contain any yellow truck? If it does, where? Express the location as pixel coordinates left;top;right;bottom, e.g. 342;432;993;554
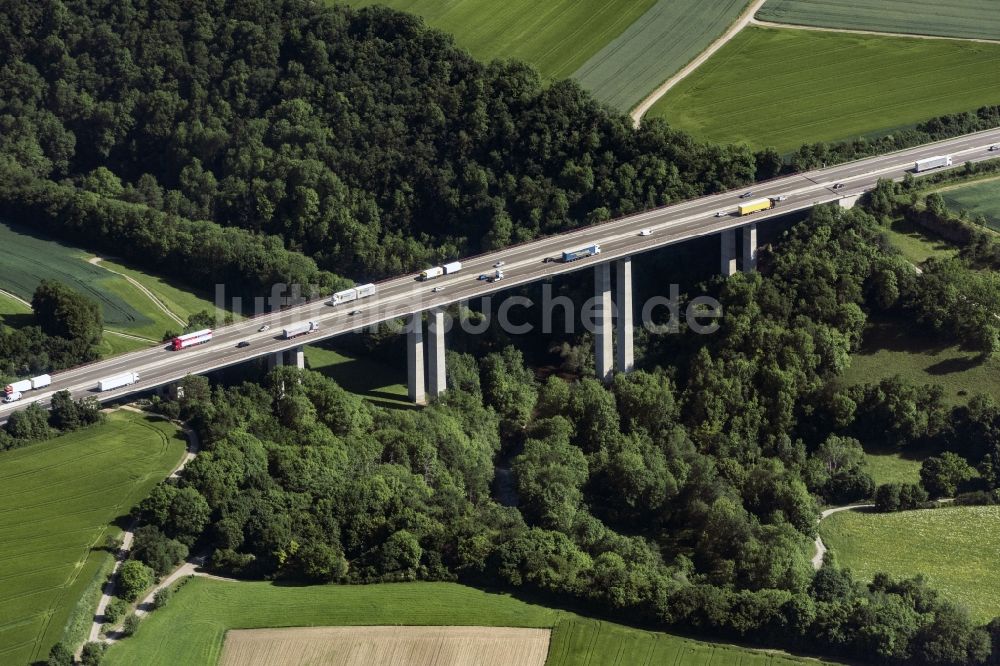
738;198;774;216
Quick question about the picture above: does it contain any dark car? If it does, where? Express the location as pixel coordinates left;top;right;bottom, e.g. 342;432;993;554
739;191;754;198
237;340;250;348
832;182;845;189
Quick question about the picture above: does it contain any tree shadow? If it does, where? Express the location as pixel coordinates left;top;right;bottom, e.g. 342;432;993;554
0;312;34;329
925;356;982;375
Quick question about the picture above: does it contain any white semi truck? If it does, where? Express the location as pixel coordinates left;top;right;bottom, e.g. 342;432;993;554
328;283;377;306
282;321;319;339
98;372;140;392
419;261;462;281
4;374;52;401
914;155;952;172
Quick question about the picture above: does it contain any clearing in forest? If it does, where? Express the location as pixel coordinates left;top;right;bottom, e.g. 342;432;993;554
218;626;550;666
938;176;1000;232
820;505;1000;623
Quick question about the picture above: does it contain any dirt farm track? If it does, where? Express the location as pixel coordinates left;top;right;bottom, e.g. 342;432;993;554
218;626;551;666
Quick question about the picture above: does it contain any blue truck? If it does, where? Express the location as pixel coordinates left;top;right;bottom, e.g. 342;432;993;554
561;243;601;262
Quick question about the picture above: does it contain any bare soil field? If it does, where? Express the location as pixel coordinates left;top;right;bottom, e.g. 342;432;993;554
218;626;551;666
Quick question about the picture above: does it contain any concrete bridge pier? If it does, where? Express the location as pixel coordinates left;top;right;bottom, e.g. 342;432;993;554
615;258;634;374
267;351;284;371
721;229;737;276
742;223;758;273
594;263;614;383
428;308;447;398
292;345;305;370
406;313;426;405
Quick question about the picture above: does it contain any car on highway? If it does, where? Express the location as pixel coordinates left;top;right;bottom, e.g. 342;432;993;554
715;211;726;217
638;228;652;236
432;286;444;292
774;195;788;201
832;182;845;189
349;309;362;316
990;145;999;151
236;340;250;348
478;274;489;280
740;191;753;198
258;324;270;332
494;260;505;268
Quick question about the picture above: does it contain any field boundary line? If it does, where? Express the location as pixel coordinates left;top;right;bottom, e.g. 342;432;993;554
629;0;766;127
0;288;31;309
89;257;187;327
750;17;1000;45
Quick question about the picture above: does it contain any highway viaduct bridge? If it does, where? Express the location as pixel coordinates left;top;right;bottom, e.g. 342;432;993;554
2;127;999;417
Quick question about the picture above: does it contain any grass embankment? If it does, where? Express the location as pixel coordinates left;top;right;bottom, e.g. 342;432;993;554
338;0;655;82
572;0;749;111
305;343;411;408
938;175;1000;232
0;221;224;354
0;411;186;664
103;578;839;666
758;0;1000;41
820;505;1000;623
842;315;1000;406
880;219;959;266
649;26;1000;152
0;290;32;328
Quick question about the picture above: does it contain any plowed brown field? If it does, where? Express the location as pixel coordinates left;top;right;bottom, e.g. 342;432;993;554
218;626;551;666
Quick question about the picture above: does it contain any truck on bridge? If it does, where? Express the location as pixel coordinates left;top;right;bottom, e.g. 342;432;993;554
283;321;319;339
4;374;52;401
738;198;774;216
98;372;140;392
171;329;213;351
420;261;462;281
561;244;601;262
914;155;952;172
328;283;376;306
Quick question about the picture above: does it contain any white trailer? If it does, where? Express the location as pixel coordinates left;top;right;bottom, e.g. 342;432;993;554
31;374;52;390
420;266;445;281
5;379;31;394
282;321;319;339
98;372;140;392
328;283;377;306
914;155;952;172
442;261;462;275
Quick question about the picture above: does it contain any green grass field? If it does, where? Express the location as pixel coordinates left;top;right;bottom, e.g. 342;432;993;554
103;578;838;666
338;0;655;82
0;411;186;664
305;343;411;408
758;0;1000;41
572;0;749;111
820;505;1000;623
648;27;1000;152
862;448;927;486
0;221;224;351
881;219;959;266
938;175;1000;232
842;316;1000;405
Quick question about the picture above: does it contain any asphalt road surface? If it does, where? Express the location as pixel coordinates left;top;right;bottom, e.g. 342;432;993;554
4;128;1000;417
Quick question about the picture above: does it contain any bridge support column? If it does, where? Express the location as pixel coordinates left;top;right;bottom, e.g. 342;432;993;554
594;263;613;383
615;258;634;374
427;308;447;399
267;351;284;371
721;229;737;277
406;313;426;405
293;345;305;370
742;223;758;273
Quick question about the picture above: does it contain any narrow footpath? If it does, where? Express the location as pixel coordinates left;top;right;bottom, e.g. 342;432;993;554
85;410;200;646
